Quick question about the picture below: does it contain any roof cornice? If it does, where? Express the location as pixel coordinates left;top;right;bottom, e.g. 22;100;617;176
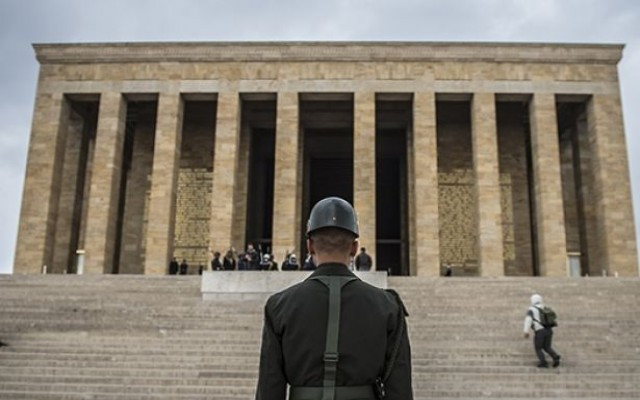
32;41;624;65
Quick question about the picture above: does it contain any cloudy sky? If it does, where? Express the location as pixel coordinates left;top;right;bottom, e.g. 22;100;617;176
0;0;638;274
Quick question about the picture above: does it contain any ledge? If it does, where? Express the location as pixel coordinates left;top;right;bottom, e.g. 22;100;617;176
33;41;624;65
201;270;388;300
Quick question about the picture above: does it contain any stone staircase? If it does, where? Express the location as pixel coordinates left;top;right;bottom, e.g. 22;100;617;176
0;274;639;399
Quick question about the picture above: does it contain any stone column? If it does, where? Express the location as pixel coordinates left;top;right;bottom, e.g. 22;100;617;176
83;92;127;274
586;93;638;276
406;125;417;274
231;123;251;250
529;93;567;276
272;92;300;263
471;93;505;276
209;91;241;255
14;92;70;273
353;92;376;268
144;91;184;275
52;110;85;273
413;92;440;276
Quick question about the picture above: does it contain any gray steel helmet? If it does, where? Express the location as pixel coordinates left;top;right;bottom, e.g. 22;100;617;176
306;197;359;237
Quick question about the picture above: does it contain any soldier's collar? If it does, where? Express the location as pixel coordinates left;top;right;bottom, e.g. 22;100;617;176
310;263;356;278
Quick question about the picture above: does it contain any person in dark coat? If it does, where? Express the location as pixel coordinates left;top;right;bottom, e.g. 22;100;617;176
238;252;249;271
168;257;179;275
211;252;223;271
223;248;236;271
256;197;413;400
179;259;189;275
244;243;260;270
280;252;291;270
444;263;453;277
302;253;316;270
354;247;373;271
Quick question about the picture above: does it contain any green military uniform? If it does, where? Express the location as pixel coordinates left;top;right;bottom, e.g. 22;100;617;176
255;262;412;399
256;197;413;400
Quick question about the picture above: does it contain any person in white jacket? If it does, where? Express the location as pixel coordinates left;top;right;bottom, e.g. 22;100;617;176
523;294;561;368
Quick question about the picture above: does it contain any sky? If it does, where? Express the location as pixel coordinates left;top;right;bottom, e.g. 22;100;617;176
0;0;638;274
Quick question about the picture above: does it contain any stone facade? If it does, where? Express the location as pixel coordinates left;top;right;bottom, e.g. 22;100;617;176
14;42;638;276
173;101;215;269
119;102;156;274
497;103;535;276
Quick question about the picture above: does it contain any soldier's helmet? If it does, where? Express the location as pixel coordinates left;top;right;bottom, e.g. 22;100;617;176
306;197;359;238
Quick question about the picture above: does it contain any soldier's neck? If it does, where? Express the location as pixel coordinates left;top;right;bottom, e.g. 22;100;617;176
312;253;351;267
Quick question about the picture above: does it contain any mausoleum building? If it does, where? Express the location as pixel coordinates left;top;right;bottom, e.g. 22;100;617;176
14;42;638;277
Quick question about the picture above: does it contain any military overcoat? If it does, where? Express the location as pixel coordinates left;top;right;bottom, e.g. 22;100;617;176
256;263;413;400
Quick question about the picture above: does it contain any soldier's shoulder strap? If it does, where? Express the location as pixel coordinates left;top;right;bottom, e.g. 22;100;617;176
309;275;358;400
381;289;409;383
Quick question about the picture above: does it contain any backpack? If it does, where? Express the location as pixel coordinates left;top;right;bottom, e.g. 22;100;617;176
535;306;558;328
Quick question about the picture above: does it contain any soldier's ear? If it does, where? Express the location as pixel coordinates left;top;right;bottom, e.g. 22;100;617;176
350;239;358;257
307;238;316;255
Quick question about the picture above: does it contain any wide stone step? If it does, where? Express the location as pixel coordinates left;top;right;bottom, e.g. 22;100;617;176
0;382;255;395
0;392;244;400
1;275;638;399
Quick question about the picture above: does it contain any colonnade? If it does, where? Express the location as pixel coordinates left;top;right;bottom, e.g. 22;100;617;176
14;89;638;276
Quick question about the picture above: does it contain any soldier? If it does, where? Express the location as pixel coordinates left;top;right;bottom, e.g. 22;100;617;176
256;197;413;400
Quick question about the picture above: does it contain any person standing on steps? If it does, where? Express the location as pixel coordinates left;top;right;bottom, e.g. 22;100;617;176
223;248;237;271
256;197;413;400
211;251;223;271
179;259;189;275
245;243;260;270
523;294;561;368
260;254;273;271
168;257;179;275
282;253;300;271
354;247;372;271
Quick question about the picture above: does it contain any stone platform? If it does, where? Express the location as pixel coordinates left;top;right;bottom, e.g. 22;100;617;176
200;270;388;300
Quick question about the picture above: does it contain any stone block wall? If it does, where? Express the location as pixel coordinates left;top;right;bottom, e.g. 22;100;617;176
51;109;84;273
76;119;96;255
47;101;97;274
560;133;581;254
496;103;534;276
173;102;215;270
438;171;477;272
118;102;156;274
575;114;600;276
436;101;538;277
557;103;599;276
437;103;478;274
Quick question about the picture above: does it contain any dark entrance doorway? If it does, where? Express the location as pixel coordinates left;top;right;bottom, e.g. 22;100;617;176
310;157;353;204
246;127;275;252
243;98;277;254
300;95;354;254
376;97;411;276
